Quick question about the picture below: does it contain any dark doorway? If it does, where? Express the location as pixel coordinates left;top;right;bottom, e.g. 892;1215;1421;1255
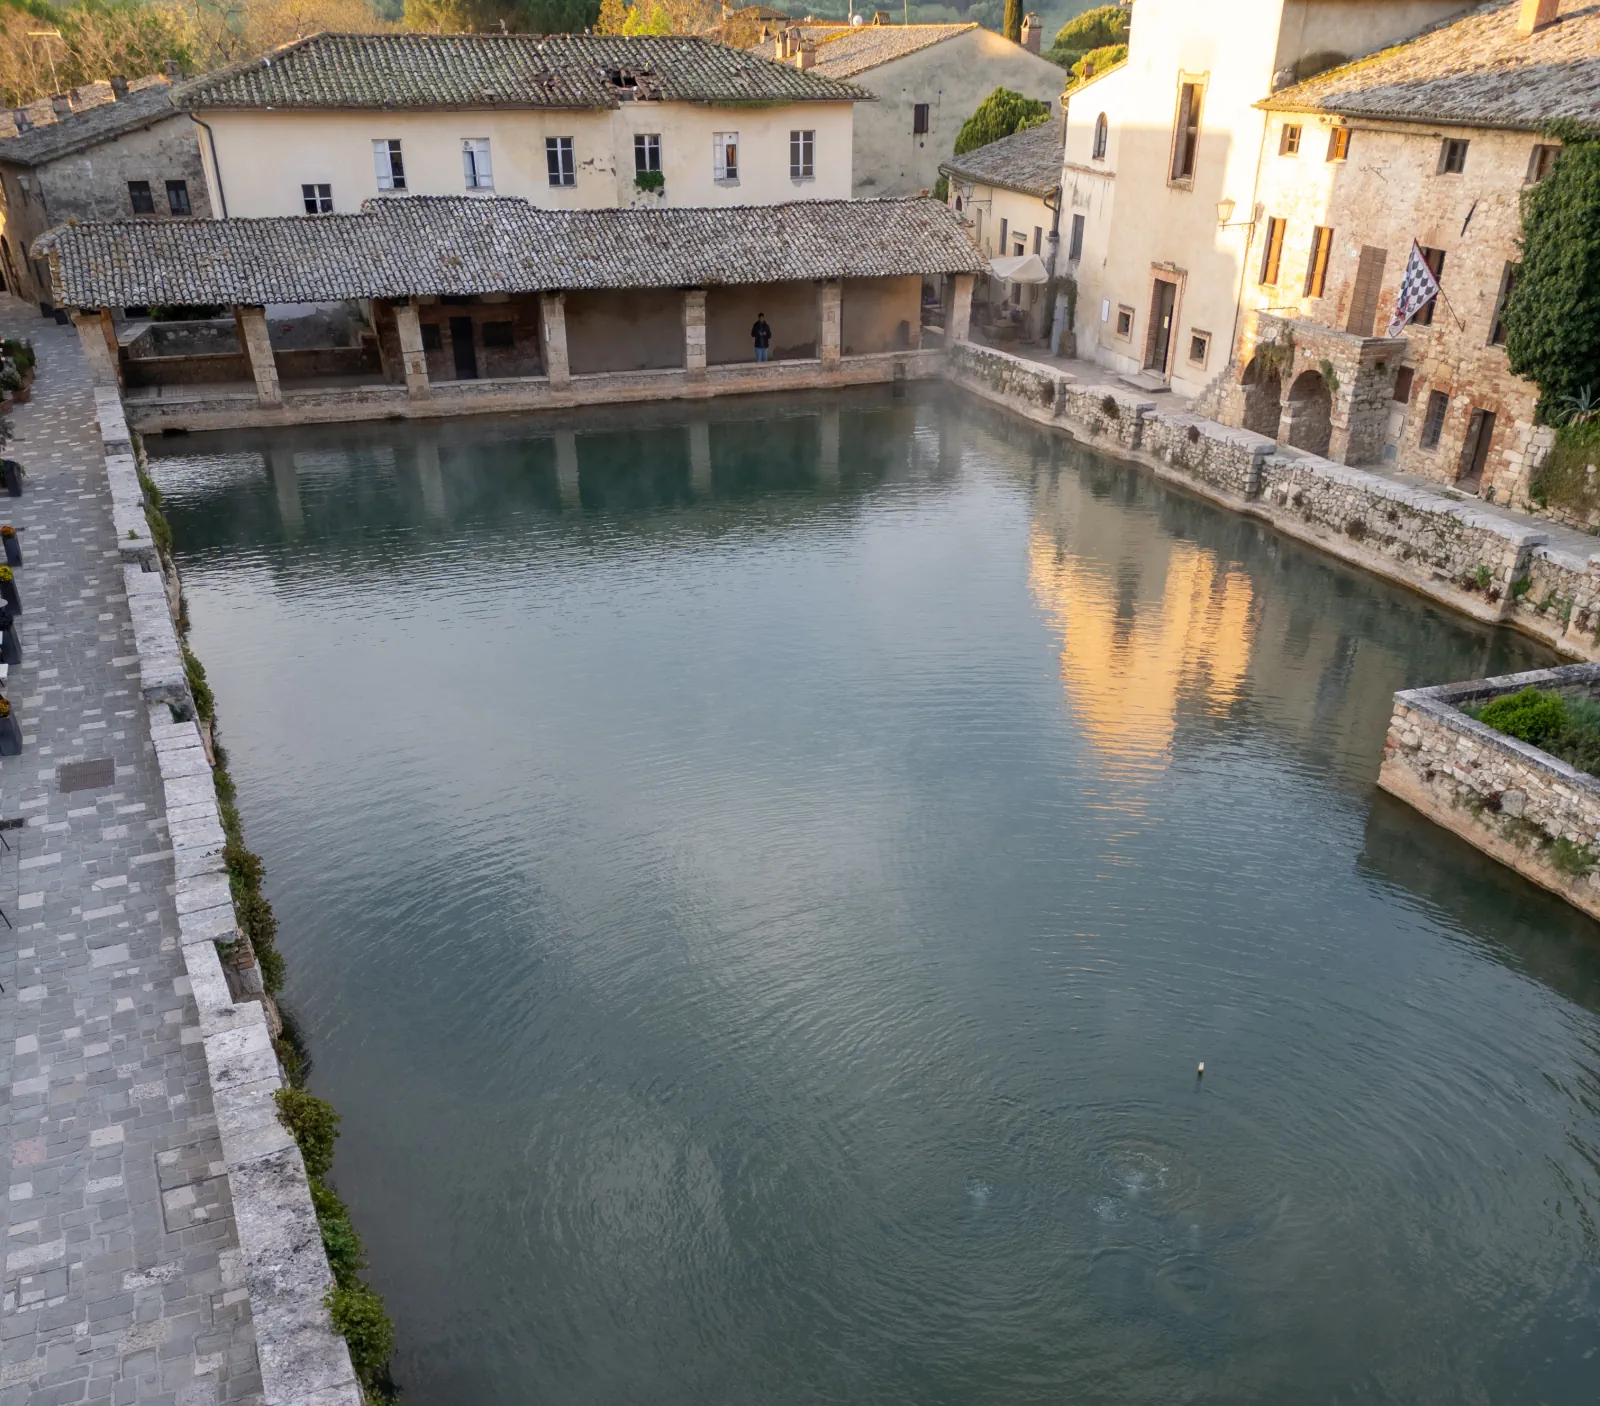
449;317;479;380
1457;408;1496;491
1144;278;1177;375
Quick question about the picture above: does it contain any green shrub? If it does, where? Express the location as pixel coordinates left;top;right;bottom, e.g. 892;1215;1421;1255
327;1282;396;1385
1068;43;1126;85
183;645;215;723
310;1179;368;1286
275;1088;341;1179
1048;3;1129;67
931;173;948;203
633;168;663;192
1529;420;1600;516
953;88;1052;156
1551;836;1598;876
1477;687;1570;748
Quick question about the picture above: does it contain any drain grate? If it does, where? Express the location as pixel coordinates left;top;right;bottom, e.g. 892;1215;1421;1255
57;758;116;793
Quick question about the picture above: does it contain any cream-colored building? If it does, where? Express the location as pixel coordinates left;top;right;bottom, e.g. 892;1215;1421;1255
1061;0;1468;397
177;32;864;219
751;21;1066;197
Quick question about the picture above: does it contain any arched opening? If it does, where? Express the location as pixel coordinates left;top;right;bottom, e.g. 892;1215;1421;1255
1283;368;1333;458
954;195;962;213
1240;355;1282;439
1093;114;1109;161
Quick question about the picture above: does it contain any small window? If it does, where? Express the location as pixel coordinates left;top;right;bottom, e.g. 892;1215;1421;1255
1527;143;1560;184
1033;226;1042;256
999;217;1008;252
1305;225;1333;298
1171;81;1202;182
1489;262;1517;346
463;138;493;190
302;183;333;214
165;180;190;215
1393;367;1415;404
1414;246;1446;326
1259;216;1285;286
128;180;154;214
1188;330;1211;367
634;133;661;175
713;131;739;182
482;320;514;348
1115;305;1134;340
1279;124;1302;156
1420;389;1449;449
373;139;406;192
1092;112;1108;161
420;322;442;351
790;129;815;181
547;136;575;188
913;103;930;136
1438;138;1468;175
1327;127;1351;161
1068;213;1085;261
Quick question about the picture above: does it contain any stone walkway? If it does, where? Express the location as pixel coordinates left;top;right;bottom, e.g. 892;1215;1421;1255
0;297;263;1406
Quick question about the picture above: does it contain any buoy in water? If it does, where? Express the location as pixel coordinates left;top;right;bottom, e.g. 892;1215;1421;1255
1197;1062;1205;1076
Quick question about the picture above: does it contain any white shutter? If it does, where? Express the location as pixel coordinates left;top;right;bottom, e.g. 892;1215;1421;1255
713;135;726;181
373;139;393;191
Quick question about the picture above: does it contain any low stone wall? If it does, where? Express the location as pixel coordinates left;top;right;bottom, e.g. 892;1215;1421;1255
945;340;1600;661
1378;663;1600;921
92;387;364;1406
123;346;381;388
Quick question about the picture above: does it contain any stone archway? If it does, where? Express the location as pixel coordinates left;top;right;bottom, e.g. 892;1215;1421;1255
1240;355;1282;439
1283;368;1333;458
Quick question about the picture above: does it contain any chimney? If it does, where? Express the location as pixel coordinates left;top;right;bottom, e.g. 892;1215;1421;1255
50;93;72;118
11;108;32;133
110;74;129;100
1021;12;1042;54
796;43;817;70
1517;0;1560;36
872;8;890;22
163;59;182;81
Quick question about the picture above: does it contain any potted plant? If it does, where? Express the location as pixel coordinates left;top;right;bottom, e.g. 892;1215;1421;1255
0;525;19;569
0;696;20;755
0;603;19;666
0;362;19;407
0;420;24;497
0;564;21;615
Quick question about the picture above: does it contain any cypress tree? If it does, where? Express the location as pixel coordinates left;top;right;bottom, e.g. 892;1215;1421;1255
1003;0;1023;44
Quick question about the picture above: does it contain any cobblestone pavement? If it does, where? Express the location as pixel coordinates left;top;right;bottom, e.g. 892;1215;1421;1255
0;298;263;1406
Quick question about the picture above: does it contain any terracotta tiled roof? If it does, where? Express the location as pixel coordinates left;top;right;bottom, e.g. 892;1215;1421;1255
939;121;1063;197
0;81;180;169
750;23;979;78
34;196;987;306
1261;0;1600;130
175;31;867;111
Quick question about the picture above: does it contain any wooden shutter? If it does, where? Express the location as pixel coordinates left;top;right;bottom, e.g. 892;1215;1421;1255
1260;217;1285;285
1305;226;1332;297
1346;245;1387;336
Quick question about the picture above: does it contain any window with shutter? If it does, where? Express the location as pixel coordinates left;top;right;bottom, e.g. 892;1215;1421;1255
1170;82;1202;182
1345;245;1387;336
462;139;493;190
1068;214;1085;261
1413;247;1445;326
1259;217;1285;286
913;103;929;135
1304;226;1332;298
713;132;739;182
373;139;406;192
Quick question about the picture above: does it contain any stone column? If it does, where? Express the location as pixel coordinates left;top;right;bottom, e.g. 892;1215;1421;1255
817;280;842;369
71;309;121;390
539;292;572;388
816;409;840;487
392;301;431;401
683;289;707;374
554;430;580;509
688;420;712;497
233;305;281;408
949;273;975;344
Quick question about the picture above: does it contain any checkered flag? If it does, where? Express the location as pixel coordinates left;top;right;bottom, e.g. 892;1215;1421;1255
1387;240;1441;337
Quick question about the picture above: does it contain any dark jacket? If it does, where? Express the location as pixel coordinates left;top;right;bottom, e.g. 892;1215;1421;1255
751;319;772;349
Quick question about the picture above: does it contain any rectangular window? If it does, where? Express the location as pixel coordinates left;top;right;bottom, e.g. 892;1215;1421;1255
547;136;575;187
1188;330;1211;367
127;180;154;214
1327;126;1351;161
1393;366;1415;404
1171;81;1202;182
1346;245;1387;335
913;103;930;136
1438;137;1469;174
1304;225;1333;298
373;139;406;192
1414;246;1446;326
302;183;333;214
165;180;190;215
1259;216;1285;286
420;322;442;351
463;138;493;190
1068;213;1085;261
999;218;1008;253
1279;123;1302;156
1033;226;1042;256
1527;143;1560;184
1489;262;1517;346
713;131;739;181
790;129;815;180
634;133;661;174
1420;389;1449;449
482;320;514;348
1115;305;1134;340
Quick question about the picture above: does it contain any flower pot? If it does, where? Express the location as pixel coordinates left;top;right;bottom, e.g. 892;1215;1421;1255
2;460;23;497
1;623;21;667
0;707;20;756
2;533;20;568
10;385;29;405
0;578;20;614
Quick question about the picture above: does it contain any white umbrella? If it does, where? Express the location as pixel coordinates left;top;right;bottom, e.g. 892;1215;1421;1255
988;253;1049;284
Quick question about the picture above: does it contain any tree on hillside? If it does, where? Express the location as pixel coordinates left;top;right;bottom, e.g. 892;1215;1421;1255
403;0;598;31
1002;0;1020;43
1047;2;1127;69
953;85;1050;156
593;0;712;35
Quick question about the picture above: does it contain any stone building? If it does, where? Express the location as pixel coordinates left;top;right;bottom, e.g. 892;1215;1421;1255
176;32;865;219
749;20;1066;198
36;195;984;431
0;74;208;307
1209;0;1599;504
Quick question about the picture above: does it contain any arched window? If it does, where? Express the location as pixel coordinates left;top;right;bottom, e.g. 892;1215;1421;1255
1093;114;1109;161
954;195;963;213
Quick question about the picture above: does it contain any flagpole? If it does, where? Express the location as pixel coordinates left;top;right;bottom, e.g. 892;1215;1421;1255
1433;283;1468;333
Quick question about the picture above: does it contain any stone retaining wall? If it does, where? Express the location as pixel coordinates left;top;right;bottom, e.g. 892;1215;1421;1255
946;341;1600;661
93;387;365;1406
1378;663;1600;921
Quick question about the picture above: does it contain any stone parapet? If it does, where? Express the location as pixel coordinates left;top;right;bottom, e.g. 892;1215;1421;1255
1378;663;1600;921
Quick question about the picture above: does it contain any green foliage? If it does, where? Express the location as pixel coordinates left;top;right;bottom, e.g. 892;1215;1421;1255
1048;3;1128;68
954;87;1051;156
633;168;664;191
275;1087;342;1179
932;173;948;203
2;339;33;373
327;1282;396;1386
1002;0;1021;42
310;1179;368;1285
1067;43;1125;85
1528;419;1600;517
1503;134;1600;421
1476;686;1569;748
182;644;215;723
1551;836;1598;877
402;0;600;31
